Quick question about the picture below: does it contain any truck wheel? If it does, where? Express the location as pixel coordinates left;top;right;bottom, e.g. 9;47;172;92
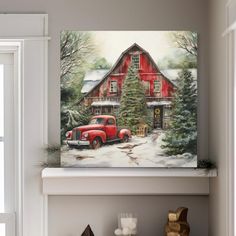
122;134;129;143
91;137;102;149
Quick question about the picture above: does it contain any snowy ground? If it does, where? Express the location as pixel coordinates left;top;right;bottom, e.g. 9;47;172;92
61;131;197;167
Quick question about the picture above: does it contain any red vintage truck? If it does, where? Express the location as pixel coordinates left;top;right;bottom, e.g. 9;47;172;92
66;115;131;149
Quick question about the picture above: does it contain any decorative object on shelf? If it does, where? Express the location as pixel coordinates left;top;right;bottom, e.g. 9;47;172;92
165;207;190;236
42;145;61;167
197;159;215;169
114;213;138;236
81;225;94;236
60;31;198;168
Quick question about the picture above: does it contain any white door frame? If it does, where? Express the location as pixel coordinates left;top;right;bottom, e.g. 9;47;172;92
0;47;19;236
225;31;235;236
0;14;49;236
0;213;16;236
224;1;236;236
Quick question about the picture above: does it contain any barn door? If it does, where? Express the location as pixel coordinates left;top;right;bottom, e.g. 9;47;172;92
153;106;163;129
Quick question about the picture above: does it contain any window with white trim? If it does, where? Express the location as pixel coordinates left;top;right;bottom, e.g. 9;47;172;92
0;53;15;236
94;108;101;115
0;14;49;236
142;80;150;96
131;54;140;69
110;80;118;93
0;64;3;213
154;80;161;93
233;28;236;236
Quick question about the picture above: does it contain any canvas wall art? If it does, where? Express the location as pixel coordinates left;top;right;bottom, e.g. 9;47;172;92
60;31;198;167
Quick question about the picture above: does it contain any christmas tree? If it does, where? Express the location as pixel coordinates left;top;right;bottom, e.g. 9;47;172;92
162;69;197;155
118;64;148;133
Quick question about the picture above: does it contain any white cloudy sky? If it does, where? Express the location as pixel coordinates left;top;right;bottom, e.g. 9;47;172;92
90;31;179;64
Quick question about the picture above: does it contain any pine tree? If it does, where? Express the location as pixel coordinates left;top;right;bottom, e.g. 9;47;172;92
161;69;197;155
118;64;148;133
61;105;92;142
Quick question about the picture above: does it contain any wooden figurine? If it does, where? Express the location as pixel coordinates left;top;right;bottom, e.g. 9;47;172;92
81;225;94;236
165;207;190;236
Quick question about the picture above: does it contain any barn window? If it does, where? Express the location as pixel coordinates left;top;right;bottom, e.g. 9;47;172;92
113;107;119;114
142;81;150;96
110;81;118;93
154;80;161;93
131;54;140;69
94;108;101;115
164;106;172;117
104;107;111;114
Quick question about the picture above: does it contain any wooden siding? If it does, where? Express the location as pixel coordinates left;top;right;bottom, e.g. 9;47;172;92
82;44;175;104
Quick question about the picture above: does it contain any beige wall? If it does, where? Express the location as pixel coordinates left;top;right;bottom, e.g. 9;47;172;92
208;0;228;235
0;0;212;235
0;0;209;160
49;196;208;236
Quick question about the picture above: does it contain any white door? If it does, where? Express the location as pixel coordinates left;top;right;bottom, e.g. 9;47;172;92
0;53;15;236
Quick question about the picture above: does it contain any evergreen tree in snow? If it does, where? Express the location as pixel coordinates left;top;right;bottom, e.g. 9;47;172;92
161;69;197;155
61;105;92;143
118;64;148;133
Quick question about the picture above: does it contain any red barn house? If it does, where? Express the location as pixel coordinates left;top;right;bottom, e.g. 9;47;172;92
79;43;176;129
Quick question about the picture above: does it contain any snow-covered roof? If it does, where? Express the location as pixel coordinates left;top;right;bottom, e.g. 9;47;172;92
147;101;172;107
91;100;172;107
81;80;100;94
160;69;197;86
91;101;120;107
81;69;109;94
83;69;109;81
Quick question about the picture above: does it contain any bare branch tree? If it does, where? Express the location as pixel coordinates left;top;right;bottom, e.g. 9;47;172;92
171;31;197;56
60;31;95;83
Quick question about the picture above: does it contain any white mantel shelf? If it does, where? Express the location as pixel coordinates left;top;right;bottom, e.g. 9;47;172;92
42;168;217;196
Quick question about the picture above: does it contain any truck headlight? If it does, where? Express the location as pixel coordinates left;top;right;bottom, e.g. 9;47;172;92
83;133;89;138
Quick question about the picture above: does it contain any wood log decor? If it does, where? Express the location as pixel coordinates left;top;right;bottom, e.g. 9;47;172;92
165;207;190;236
